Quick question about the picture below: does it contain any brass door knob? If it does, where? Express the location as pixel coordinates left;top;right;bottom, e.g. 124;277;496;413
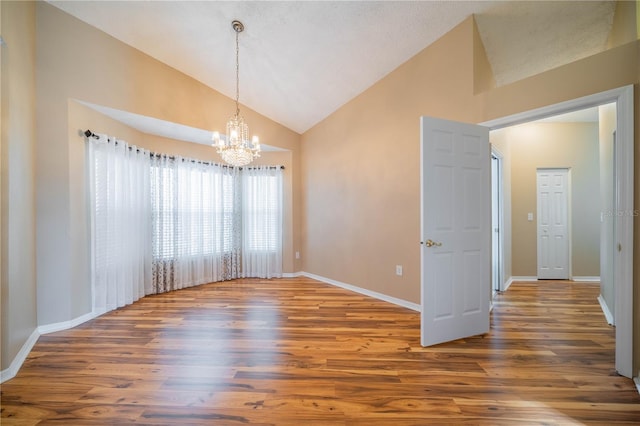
423;239;442;247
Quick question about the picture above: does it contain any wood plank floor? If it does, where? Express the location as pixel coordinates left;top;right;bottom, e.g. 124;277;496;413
2;278;639;425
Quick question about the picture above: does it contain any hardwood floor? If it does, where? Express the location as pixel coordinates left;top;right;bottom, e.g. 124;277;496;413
2;278;639;425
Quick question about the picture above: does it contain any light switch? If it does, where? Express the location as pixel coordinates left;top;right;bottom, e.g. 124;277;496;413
527;213;534;221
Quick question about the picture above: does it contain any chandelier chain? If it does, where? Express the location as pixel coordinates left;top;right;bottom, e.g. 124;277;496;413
235;27;240;117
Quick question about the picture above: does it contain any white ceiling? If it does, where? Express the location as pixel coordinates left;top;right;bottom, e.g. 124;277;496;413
50;1;616;136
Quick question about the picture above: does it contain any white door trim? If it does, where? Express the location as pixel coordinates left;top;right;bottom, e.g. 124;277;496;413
481;85;634;379
491;148;505;292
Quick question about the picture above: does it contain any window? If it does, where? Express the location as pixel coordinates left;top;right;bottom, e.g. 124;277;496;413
150;159;281;262
243;174;281;251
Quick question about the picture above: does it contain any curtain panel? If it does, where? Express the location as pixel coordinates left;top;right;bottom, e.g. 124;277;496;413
242;166;283;279
88;134;283;315
88;135;152;314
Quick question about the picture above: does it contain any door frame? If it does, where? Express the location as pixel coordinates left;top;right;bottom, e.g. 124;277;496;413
482;84;634;379
491;148;505;294
536;167;571;280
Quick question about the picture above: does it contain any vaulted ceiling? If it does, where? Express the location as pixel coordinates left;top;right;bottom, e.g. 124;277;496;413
49;1;616;134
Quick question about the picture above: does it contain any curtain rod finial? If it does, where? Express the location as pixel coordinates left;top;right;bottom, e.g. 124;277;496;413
84;129;100;139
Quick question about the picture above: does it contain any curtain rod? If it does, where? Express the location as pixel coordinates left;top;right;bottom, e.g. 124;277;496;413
83;129;284;170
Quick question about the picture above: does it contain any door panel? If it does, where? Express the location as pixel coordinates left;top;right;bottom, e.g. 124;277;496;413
420;117;490;347
537;169;570;279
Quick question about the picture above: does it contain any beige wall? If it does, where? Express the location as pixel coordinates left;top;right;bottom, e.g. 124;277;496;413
1;1;38;371
301;19;481;302
36;2;301;327
1;0;3;369
492;122;601;278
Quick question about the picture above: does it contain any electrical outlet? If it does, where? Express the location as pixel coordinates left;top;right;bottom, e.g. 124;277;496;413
295;251;300;259
395;265;403;276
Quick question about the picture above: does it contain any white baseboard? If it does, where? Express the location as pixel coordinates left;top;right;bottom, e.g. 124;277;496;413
506;276;537;290
510;276;539;282
37;311;99;335
1;310;99;384
300;271;421;312
597;295;614;325
282;271;303;278
502;277;517;291
0;329;40;383
572;276;601;283
508;276;600;284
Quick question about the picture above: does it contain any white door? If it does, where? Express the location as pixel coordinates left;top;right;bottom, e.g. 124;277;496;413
536;168;570;279
420;117;490;347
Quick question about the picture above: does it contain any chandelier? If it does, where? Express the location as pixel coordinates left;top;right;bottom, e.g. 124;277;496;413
212;20;261;167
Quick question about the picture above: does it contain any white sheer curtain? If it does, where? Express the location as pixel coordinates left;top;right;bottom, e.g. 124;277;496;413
150;155;242;292
88;134;151;314
89;136;283;308
242;166;283;278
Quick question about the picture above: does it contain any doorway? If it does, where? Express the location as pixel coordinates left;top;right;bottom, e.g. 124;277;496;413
536;168;571;279
482;85;634;379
